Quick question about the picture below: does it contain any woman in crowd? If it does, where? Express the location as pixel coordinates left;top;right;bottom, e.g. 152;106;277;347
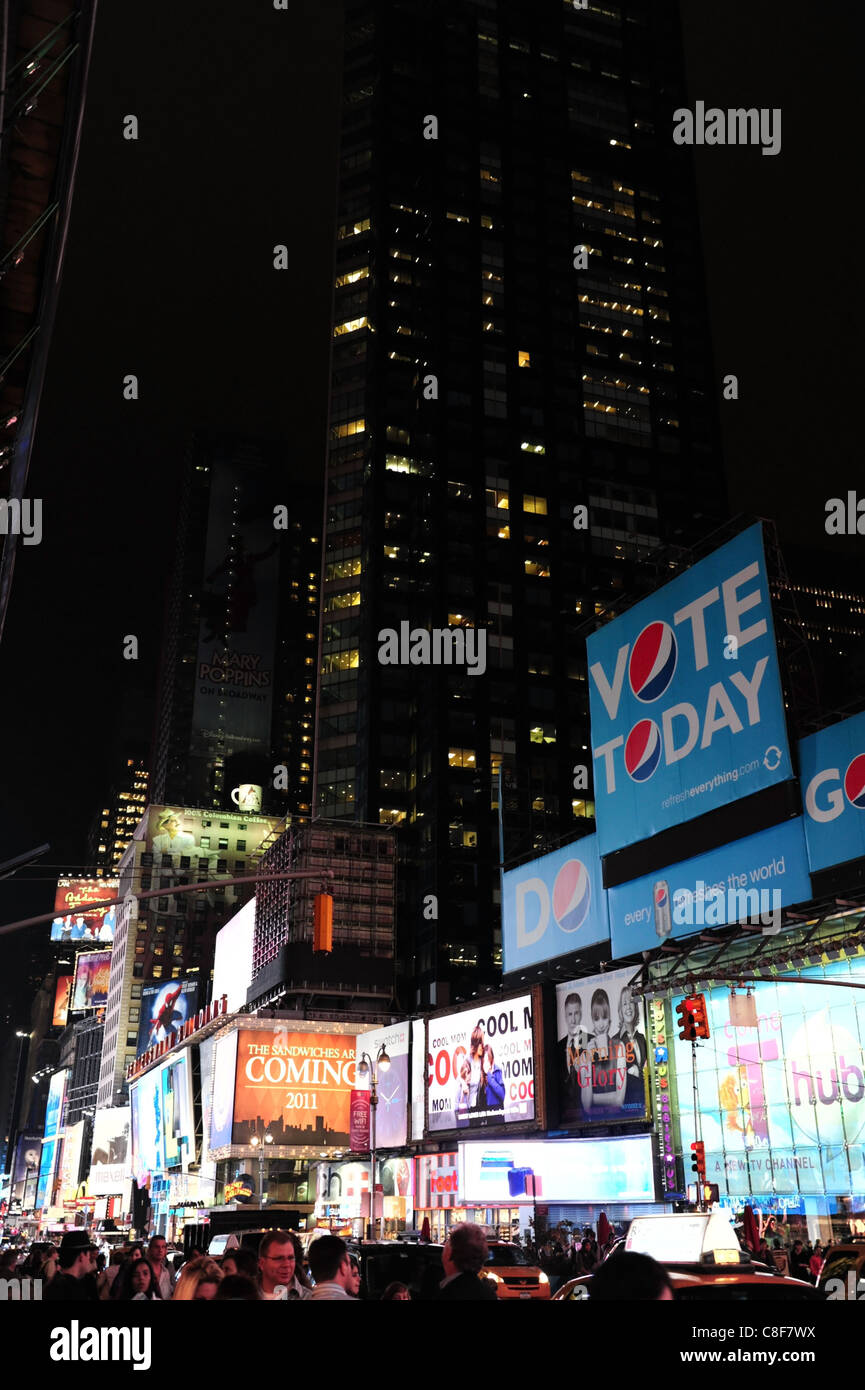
221;1247;260;1280
114;1257;161;1301
172;1255;223;1301
381;1282;411;1300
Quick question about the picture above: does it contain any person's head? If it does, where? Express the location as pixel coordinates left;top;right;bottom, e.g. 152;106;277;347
591;989;610;1034
619;987;638;1030
172;1255;222;1301
459;1058;471;1084
381;1281;410;1301
484;1045;495;1070
148;1235;168;1265
590;1251;674;1301
215;1273;262;1301
582;1239;592;1252
258;1231;299;1294
442;1223;488;1277
564;993;582;1034
308;1235;354;1289
470;1026;484;1059
157;811;180;837
131;1260;155;1297
222;1246;259;1280
57;1232;98;1278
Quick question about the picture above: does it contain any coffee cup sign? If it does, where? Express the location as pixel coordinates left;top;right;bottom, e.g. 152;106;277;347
231;783;262;812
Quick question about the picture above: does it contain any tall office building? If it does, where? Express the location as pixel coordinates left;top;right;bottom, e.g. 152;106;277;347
87;754;150;875
151;434;320;821
314;0;725;1008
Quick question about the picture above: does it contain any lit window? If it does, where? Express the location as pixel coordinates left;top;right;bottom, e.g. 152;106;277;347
333;316;369;337
525;559;551;578
321;649;359;673
518;350;531;368
331;418;366;438
520;441;545;455
334;266;369;287
485;488;509;510
324;590;361;612
379;808;407;825
523;495;548;515
529;725;556;745
448;748;477;768
337;218;371;240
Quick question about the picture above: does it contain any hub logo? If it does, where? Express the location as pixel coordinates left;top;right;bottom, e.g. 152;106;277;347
587;523;791;854
625;720;662;783
629;621;677;702
844;754;865;810
552;859;591;933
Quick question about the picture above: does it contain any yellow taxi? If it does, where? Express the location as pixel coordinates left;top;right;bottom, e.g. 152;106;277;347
552;1212;821;1303
482;1241;551;1300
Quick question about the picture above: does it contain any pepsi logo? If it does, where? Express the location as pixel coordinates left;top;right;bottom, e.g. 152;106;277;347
552;859;591;933
629;621;678;703
844;754;865;810
625;720;662;782
654;884;668;909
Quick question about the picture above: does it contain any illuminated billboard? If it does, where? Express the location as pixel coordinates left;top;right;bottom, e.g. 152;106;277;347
460;1136;656;1205
355;1022;409;1148
799;708;865;874
144;806;275;871
587;523;792;855
608;817;812;959
671;960;865;1199
427;996;535;1134
136;978;199;1055
130;1051;196;1176
58;1120;85;1200
71;950;112;1010
213;899;256;1012
36;1069;68;1210
90;1107;131;1195
555;966;648;1125
502;833;609;973
209;1030;238;1150
131;1066;164;1179
12;1133;42;1185
51;877;118;945
53;975;72;1028
232;1029;357;1146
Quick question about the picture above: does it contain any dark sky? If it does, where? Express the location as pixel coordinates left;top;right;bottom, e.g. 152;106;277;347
0;0;859;1014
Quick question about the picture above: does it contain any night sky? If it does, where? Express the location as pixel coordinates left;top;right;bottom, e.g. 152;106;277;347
0;0;858;1019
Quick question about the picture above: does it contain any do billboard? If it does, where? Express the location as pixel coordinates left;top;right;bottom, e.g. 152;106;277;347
799;709;865;874
608;817;812;959
555;966;648;1125
502;833;609;973
427;996;535;1134
587;524;792;855
51;877;117;945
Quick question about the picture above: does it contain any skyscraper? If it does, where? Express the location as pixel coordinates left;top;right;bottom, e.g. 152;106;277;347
314;0;725;1009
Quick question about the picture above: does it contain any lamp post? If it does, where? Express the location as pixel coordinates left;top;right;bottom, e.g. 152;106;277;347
249;1128;274;1208
357;1044;390;1241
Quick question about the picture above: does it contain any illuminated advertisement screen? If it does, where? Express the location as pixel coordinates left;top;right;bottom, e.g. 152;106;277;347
13;1133;42;1185
672;960;865;1199
427;996;535;1134
53;975;73;1028
799;708;865;874
36;1139;57;1210
90;1107;130;1195
355;1022;409;1148
213;899;256;1012
131;1066;165;1178
232;1029;357;1147
136;978;199;1055
144;806;275;876
44;1069;67;1142
460;1136;656;1205
555;966;648;1125
161;1051;196;1167
51;877;118;945
210;1030;238;1150
71;950;112;1010
58;1120;85;1200
502;834;610;973
587;523;793;855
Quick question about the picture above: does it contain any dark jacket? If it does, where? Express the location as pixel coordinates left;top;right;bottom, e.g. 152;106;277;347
436;1272;499;1301
43;1272;99;1302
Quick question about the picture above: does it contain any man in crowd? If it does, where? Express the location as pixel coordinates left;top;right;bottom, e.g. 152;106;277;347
147;1235;175;1300
437;1223;498;1300
43;1231;99;1301
257;1230;310;1300
307;1236;361;1300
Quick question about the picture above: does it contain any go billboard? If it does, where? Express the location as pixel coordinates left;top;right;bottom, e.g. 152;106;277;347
587;523;793;855
502;833;609;973
799;709;865;874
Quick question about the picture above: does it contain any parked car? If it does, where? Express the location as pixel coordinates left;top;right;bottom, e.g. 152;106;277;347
817;1242;865;1300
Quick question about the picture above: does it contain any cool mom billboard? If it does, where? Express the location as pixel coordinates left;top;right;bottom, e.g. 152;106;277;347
587;524;793;855
799;709;865;874
502;834;609;972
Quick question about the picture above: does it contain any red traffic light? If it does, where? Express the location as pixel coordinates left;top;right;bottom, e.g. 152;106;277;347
675;992;710;1041
690;1141;706;1183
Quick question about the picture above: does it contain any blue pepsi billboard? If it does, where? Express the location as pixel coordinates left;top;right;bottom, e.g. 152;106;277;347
502;833;609;972
608;817;812;958
587;524;793;855
800;709;865;874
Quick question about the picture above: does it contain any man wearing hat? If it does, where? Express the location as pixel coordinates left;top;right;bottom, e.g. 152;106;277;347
44;1232;100;1301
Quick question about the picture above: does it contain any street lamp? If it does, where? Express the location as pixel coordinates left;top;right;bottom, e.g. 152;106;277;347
249;1128;274;1207
356;1044;390;1240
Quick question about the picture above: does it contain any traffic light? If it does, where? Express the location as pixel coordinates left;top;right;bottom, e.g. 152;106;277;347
313;892;333;953
690;1141;706;1184
675;993;710;1041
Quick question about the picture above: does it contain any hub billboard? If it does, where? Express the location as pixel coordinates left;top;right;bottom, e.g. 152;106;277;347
502;833;609;973
587;523;792;855
799;709;865;874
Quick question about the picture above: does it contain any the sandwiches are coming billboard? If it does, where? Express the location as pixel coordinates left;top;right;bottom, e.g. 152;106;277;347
231;1029;357;1147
